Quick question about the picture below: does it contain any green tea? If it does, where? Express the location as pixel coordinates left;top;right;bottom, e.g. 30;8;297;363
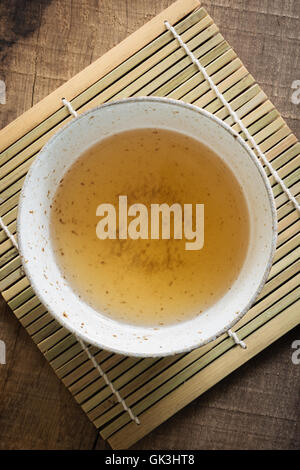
51;128;249;326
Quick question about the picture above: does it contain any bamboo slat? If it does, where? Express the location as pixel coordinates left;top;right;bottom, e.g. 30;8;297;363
0;1;299;449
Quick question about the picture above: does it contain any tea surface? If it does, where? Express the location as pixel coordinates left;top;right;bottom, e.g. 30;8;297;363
51;128;249;326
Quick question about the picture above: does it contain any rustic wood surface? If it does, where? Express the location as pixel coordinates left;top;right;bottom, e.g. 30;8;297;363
0;0;299;450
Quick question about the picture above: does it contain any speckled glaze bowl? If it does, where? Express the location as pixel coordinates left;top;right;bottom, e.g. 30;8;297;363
17;97;277;357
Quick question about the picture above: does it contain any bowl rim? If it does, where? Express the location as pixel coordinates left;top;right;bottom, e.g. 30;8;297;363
17;96;278;357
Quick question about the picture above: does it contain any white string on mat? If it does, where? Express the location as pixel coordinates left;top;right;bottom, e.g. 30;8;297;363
227;329;247;349
62;97;140;425
0;216;19;250
62;98;78;118
76;336;140;425
164;20;300;215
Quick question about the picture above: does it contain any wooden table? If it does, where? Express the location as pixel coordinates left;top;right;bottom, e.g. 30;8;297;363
0;0;299;450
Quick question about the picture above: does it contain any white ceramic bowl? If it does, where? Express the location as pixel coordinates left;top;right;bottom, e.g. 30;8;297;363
17;97;277;357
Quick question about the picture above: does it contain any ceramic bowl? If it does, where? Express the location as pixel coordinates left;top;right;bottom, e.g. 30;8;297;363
17;97;277;357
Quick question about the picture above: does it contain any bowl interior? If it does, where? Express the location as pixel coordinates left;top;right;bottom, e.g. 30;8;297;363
17;98;276;357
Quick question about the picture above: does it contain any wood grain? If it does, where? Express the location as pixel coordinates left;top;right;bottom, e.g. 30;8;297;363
0;0;299;450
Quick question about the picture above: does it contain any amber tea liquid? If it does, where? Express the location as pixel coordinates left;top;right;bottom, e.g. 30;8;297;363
50;128;249;326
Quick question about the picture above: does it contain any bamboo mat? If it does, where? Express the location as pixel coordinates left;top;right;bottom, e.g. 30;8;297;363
0;0;299;449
